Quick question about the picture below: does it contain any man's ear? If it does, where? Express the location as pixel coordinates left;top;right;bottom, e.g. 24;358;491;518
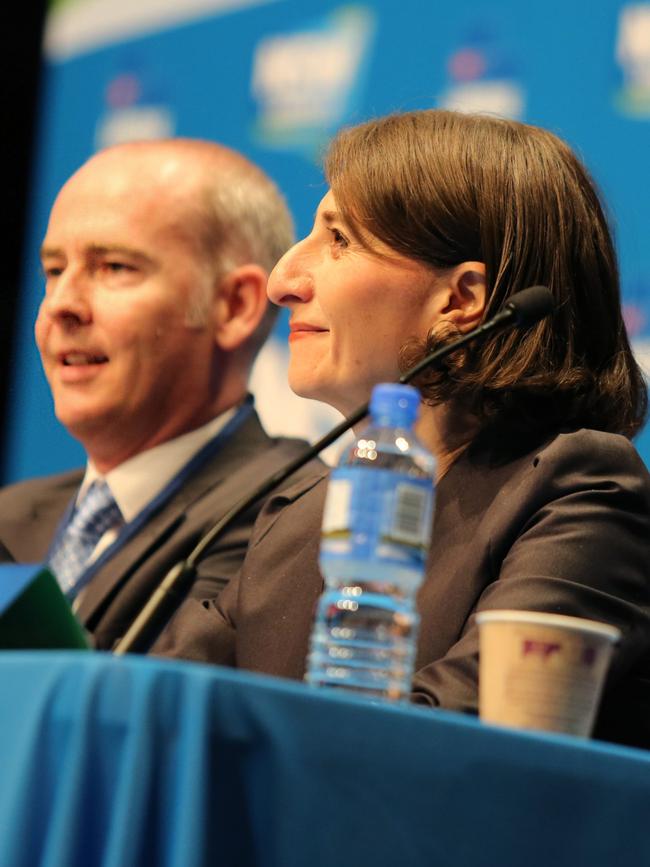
213;264;269;351
435;261;486;333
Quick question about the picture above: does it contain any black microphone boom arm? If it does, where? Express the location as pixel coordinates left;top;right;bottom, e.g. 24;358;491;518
113;285;553;655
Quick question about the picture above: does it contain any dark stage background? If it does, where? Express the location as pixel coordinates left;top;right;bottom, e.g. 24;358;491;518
1;1;47;470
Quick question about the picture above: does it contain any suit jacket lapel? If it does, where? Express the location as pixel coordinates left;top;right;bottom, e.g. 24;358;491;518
74;409;273;624
247;470;329;551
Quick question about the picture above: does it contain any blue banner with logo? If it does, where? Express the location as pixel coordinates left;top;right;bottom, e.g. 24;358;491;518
5;0;650;481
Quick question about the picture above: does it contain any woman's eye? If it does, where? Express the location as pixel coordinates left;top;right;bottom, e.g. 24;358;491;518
329;228;348;248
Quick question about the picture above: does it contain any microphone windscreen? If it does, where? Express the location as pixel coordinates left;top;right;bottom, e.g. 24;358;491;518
506;285;554;326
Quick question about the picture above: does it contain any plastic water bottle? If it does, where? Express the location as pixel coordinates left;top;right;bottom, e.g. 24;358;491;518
305;383;436;701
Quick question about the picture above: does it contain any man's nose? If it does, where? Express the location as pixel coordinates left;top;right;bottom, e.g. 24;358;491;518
43;267;92;325
267;240;316;307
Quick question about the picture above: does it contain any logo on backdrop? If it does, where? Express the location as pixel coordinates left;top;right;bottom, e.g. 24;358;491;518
615;3;650;118
250;5;376;155
44;0;274;61
438;22;525;119
94;58;175;150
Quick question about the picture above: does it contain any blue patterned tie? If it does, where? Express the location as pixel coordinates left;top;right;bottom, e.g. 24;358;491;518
49;479;123;595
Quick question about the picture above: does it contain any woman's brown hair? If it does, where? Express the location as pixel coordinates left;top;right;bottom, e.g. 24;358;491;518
325;110;647;438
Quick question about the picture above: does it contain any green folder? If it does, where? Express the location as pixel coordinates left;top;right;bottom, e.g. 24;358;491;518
0;564;90;649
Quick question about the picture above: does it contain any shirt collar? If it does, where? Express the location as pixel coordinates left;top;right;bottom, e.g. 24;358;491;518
79;408;236;523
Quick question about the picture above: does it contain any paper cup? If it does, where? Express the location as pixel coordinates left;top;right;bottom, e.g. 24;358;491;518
476;610;620;737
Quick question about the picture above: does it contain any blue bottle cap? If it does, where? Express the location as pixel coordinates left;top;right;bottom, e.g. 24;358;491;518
369;383;420;427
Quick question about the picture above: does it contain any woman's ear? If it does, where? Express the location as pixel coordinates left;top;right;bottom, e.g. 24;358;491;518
436;261;486;332
213;264;269;351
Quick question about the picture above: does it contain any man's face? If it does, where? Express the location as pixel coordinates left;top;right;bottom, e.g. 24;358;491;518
36;152;221;468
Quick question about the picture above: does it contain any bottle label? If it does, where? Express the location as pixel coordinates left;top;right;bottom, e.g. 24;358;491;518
320;467;434;575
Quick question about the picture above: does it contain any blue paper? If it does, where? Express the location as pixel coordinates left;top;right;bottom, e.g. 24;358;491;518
0;564;44;615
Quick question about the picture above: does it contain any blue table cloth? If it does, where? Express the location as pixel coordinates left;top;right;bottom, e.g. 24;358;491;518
0;651;649;867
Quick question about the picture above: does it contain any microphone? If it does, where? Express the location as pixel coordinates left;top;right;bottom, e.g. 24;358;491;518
504;284;556;326
114;285;554;655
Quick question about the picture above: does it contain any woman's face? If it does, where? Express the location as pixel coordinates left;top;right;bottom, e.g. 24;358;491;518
267;191;444;415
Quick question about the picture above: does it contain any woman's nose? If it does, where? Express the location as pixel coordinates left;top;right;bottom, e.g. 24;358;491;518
267;240;316;307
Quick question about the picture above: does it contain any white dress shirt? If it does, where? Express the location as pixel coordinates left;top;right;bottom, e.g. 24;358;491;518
78;408;236;564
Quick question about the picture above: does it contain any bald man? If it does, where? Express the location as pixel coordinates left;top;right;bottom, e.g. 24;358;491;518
0;139;317;650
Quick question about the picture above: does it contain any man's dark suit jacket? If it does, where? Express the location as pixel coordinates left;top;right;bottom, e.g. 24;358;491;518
157;428;650;749
0;406;316;650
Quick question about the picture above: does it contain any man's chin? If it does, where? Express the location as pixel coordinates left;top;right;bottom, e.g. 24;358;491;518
54;406;116;441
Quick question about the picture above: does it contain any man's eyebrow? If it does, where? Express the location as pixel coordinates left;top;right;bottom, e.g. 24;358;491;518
39;244;153;262
89;244;152;260
39;245;62;259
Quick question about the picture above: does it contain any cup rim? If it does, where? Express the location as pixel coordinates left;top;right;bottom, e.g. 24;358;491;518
475;609;621;642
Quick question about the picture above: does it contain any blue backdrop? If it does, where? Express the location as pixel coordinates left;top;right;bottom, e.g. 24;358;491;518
5;0;650;481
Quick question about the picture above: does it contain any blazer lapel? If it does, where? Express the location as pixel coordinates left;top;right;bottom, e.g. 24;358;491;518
73;408;275;624
247;470;329;551
73;438;236;624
